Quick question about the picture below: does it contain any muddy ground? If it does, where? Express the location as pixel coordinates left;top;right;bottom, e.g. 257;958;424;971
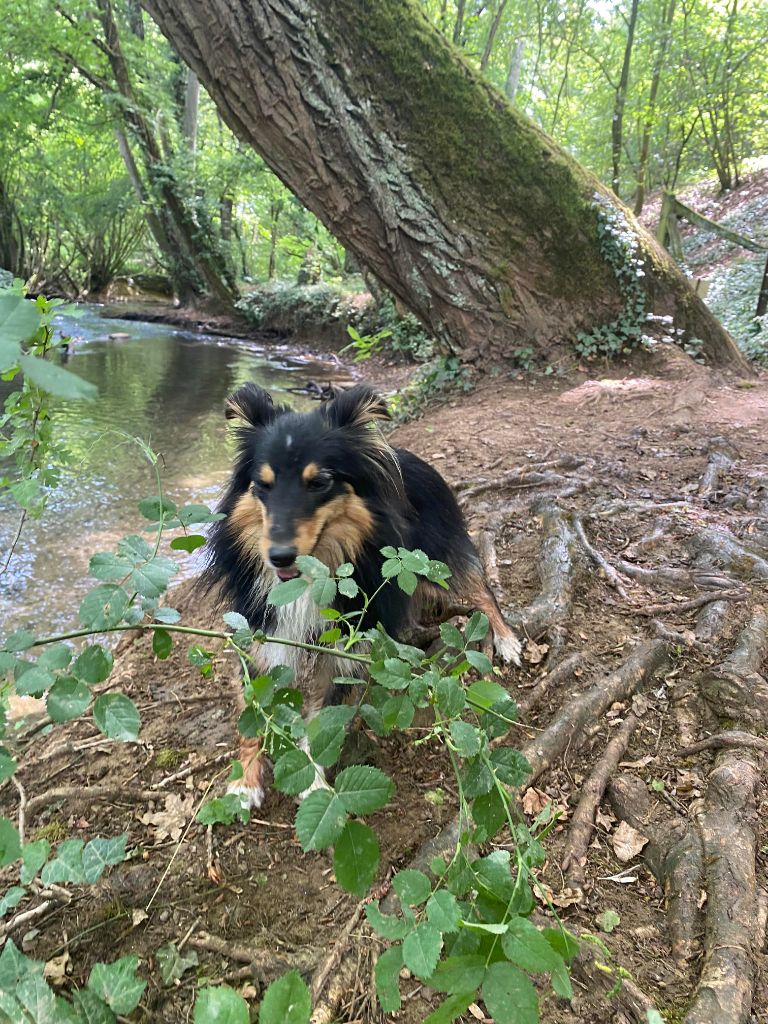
3;343;768;1023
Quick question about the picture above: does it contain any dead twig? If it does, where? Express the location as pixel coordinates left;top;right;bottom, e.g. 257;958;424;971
25;784;159;818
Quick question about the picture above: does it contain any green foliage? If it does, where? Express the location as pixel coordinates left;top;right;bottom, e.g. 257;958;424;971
707;254;768;364
236;282;350;330
575;195;649;359
390;355;473;421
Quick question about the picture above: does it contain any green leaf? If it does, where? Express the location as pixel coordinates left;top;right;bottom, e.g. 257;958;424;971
73;645;114;685
0;886;24;917
82;835;128;884
154;606;181;624
311;576;337;607
152;629;173;660
334;765;394;814
156;943;199;985
295;790;347;851
88;955;146;1014
223;612;250;632
17;970;59;1021
19;353;97;400
72;987;118;1023
336;562;355;577
397;568;418;594
294;555;329;579
489;748;530;787
543;927;580;965
196;794;249;826
47;676;90;722
365;902;411;940
307;704;354;767
381;694;415;731
37;644;72;670
392;868;431;906
177;504;223;527
20;839;50;884
370;657;411;690
4;629;36;652
138;496;177;522
273;750;315;796
403;921;442;978
481;962;538;1024
423;992;476;1024
0;748;17;782
466;678;510;710
0;938;42;989
435;676;466;717
14;663;54;697
333;820;380;896
89;552;133;581
79;585;131;630
337;577;358;598
501;917;565;972
380;557;401;579
40;839;86;884
318;627;341;643
596;909;621;933
170;534;207;553
258;970;310;1024
449;720;482;758
130;556;178;599
439;623;464;650
464;612;489;642
459;758;493;799
0;818;21;866
465;649;493;674
93;693;140;741
0;292;39;369
374;946;403;1012
426;890;461;933
472;788;507;838
267;578;309;606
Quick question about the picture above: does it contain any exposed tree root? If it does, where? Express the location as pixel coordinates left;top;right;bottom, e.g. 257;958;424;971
685;750;759;1024
638;589;747;617
679;730;768;756
517;651;587;718
608;773;704;967
698;437;734;502
695;598;731;641
572;953;659;1022
699;606;768;725
521;640;669;783
508;500;581;646
689;527;768;579
561;711;640;893
572;514;630;599
187;931;320;986
456;455;588;502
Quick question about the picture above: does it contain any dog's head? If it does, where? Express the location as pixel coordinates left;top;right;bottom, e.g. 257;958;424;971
224;383;402;578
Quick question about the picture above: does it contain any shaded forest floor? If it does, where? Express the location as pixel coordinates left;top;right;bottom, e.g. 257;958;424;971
4;339;768;1023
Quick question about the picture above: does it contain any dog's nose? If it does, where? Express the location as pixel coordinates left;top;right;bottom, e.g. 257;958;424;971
269;545;298;568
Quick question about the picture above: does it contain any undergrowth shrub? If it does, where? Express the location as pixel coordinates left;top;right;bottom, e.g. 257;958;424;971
706;254;768;364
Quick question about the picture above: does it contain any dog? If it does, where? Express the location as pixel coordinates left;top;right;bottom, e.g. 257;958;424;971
205;382;521;808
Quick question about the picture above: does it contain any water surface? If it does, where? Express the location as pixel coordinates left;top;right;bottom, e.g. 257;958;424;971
0;307;338;634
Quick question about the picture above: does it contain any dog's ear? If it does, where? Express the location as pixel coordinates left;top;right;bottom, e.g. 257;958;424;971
225;383;276;428
323;384;391;429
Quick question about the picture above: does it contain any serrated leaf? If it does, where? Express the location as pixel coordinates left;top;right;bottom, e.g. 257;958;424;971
267;577;309;606
439;622;464;650
79;585;130;630
466;678;510;710
482;961;538;1024
138;496;177;522
177;504;223;527
337;577;358;598
88;955;146;1014
365;902;411;940
14;663;54;696
47;676;90;722
375;946;403;1012
334;765;394;814
501;917;564;972
318;627;341;643
465;649;493;674
4;629;35;652
0;293;39;368
156;943;199;985
295;790;347;851
311;576;337;607
82;835;127;884
464;612;490;642
381;694;415;731
154;606;181;624
307;704;354;767
472;788;507;838
17;970;58;1021
423;991;476;1024
89;552;133;581
403;921;442;978
72;987;117;1023
489;748;531;787
93;693;140;741
380;557;401;579
19;353;97;400
73;645;114;685
449;720;482;758
426;890;461;933
152;629;173;660
333;820;380;896
223;612;250;632
397;568;418;594
0;818;21;866
294;555;329;578
37;644;72;670
273;749;315;796
392;868;431;906
130;556;178;599
435;676;466;716
370;657;411;691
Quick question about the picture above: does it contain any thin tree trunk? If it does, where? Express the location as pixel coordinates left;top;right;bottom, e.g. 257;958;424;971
183;68;200;154
505;39;525;100
612;0;640;196
140;0;751;371
756;252;768;319
480;0;508;71
634;0;676;214
452;0;466;45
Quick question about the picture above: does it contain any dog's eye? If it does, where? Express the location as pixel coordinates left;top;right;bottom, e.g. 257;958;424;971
306;473;333;493
253;479;272;495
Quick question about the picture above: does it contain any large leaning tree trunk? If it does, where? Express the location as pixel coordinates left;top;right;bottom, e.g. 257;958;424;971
140;0;750;371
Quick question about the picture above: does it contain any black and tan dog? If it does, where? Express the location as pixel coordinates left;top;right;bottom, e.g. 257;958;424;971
206;382;520;808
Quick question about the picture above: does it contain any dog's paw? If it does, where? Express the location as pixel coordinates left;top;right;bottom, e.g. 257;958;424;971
494;632;522;667
228;782;265;811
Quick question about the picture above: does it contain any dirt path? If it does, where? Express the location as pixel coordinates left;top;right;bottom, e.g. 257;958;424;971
3;350;768;1023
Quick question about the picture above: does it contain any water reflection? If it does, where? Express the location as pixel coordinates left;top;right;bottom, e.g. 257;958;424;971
0;307;338;633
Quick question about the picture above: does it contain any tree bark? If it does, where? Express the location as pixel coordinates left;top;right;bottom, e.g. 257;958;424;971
634;0;676;214
139;0;751;371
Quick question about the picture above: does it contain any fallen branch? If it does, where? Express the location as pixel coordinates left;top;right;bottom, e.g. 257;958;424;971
517;651;587;718
609;773;704;966
24;784;158;818
188;931;320;983
679;730;768;757
561;712;640;893
572;515;630;600
638;589;747;617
